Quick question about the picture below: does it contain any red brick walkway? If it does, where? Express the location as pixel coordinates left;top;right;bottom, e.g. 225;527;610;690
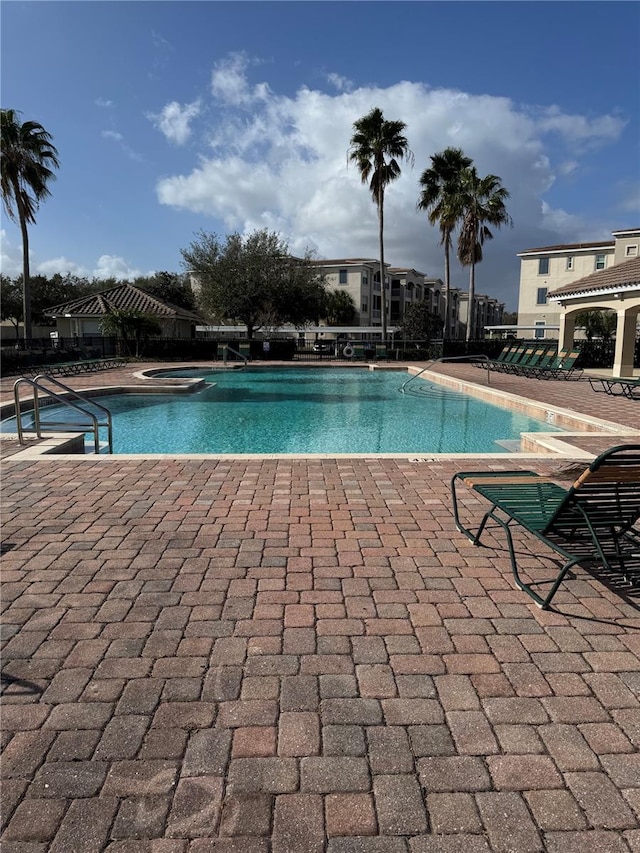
1;363;639;851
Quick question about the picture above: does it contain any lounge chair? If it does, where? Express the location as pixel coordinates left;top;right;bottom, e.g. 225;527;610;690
375;343;388;360
450;444;640;608
489;343;529;372
526;348;583;380
505;345;549;375
517;346;560;378
469;341;516;367
589;376;640;400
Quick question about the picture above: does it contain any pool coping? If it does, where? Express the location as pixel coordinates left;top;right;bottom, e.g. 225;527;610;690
2;363;638;462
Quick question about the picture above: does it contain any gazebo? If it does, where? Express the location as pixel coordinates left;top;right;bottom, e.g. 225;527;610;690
548;255;640;376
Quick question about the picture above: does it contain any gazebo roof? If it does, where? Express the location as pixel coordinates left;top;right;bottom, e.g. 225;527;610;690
46;283;204;323
548;256;640;300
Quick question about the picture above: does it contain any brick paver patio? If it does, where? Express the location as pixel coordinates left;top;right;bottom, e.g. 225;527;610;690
1;362;639;851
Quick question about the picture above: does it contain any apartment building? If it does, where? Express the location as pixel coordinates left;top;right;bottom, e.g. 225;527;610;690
516;228;640;336
309;258;385;327
458;292;505;340
310;258;461;334
387;267;448;326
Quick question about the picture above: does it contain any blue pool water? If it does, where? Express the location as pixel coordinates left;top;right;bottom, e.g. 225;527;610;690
5;367;563;454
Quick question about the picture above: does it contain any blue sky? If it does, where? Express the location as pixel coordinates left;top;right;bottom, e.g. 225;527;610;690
2;1;639;309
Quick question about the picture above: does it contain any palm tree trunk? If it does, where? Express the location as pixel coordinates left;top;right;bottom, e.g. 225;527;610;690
443;235;451;342
466;262;475;342
378;192;387;343
14;180;32;343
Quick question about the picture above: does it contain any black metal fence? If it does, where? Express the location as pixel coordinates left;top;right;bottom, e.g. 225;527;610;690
1;334;638;376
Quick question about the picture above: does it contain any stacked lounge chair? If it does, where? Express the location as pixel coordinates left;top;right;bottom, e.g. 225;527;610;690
524;348;583;380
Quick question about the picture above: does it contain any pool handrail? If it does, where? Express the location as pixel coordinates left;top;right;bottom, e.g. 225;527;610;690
400;355;491;394
13;374;113;454
223;346;248;367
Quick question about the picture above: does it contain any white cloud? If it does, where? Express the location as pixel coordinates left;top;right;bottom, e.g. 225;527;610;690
536;106;626;147
93;255;143;280
210;52;270;106
148;99;201;145
101;130;143;161
9;250;142;282
0;230;24;277
157;66;628;305
36;257;89;277
95;97;114;108
326;72;353;93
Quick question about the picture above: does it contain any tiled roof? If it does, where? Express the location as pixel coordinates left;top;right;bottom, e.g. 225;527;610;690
45;284;205;322
309;258;381;266
519;240;614;254
548;256;640;297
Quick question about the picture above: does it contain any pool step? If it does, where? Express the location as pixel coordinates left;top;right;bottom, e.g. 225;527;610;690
494;439;522;453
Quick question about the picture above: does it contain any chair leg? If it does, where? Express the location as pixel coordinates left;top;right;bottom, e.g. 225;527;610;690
488;514;582;609
450;475;494;544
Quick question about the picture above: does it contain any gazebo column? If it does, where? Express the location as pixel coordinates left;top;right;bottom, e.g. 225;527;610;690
613;307;637;377
557;311;575;352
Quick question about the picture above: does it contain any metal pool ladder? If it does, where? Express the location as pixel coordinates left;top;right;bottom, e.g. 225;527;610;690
400;355;492;394
13;374;113;454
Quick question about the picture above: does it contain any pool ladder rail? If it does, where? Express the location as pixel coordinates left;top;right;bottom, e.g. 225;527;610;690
13;374;113;454
400;355;491;394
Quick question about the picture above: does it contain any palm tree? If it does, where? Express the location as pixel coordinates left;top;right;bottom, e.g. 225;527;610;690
349;107;412;342
457;168;512;341
1;109;60;342
417;147;472;340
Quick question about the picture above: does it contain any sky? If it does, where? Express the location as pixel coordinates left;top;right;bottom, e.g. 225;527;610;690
1;1;639;310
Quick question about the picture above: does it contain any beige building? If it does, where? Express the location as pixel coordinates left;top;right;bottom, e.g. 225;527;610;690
548;255;640;377
516;228;640;337
310;258;473;336
308;258;388;328
458;292;505;340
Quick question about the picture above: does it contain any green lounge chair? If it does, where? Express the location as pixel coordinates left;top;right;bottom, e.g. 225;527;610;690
450;444;640;608
490;342;528;372
589;376;640;400
510;345;554;376
473;341;517;369
527;348;583;380
503;346;541;374
517;345;560;377
375;343;387;360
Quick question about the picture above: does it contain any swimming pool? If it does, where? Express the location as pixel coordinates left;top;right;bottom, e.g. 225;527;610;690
5;367;564;454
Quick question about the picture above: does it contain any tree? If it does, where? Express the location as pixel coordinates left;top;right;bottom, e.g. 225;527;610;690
349;107;413;343
1;109;60;342
575;309;616;341
323;289;357;325
100;309;162;357
457;168;512;341
399;301;444;342
181;229;326;339
133;271;197;312
417;147;473;340
0;274;23;337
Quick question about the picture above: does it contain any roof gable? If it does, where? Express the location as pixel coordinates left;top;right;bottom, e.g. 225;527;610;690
46;283;204;322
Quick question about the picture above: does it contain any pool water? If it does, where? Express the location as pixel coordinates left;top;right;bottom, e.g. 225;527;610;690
5;367;563;454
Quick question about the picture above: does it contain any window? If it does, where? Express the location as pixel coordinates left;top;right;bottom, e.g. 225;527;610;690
535;322;545;339
362;272;369;285
536;287;548;305
538;258;549;275
338;269;348;284
361;299;369;313
595;254;606;271
566;256;574;271
626;245;638;258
